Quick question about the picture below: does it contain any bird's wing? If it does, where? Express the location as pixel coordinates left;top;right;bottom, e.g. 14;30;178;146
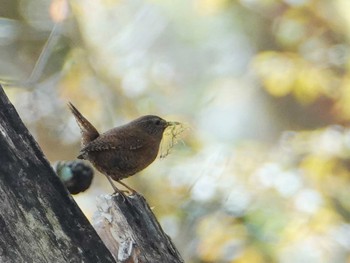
80;135;144;154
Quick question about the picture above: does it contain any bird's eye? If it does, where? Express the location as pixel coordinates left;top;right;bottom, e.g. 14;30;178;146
155;119;161;125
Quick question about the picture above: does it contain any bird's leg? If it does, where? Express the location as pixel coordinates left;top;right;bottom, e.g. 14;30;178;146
105;175;128;198
116;180;137;195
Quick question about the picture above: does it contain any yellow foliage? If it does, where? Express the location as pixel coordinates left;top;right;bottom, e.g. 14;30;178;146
300;155;336;179
253;52;296;97
234;247;265;263
253;51;337;104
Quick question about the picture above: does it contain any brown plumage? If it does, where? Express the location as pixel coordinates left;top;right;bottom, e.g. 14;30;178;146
68;102;170;195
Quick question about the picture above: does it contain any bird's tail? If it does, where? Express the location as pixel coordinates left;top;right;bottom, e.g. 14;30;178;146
68;102;99;148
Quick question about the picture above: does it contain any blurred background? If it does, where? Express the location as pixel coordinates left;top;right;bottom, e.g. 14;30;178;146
1;0;350;262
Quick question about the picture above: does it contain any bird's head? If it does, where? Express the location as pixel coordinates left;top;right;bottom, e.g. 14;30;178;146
133;115;170;137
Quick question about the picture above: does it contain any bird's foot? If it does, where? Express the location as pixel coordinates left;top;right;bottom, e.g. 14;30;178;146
112;189;128;202
116;180;138;196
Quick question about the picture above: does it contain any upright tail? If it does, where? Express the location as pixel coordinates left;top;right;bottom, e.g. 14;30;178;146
68;102;99;148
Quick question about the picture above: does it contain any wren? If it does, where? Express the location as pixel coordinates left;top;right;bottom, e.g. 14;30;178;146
68;102;172;196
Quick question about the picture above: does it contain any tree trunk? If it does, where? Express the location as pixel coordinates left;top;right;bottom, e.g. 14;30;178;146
93;194;184;263
0;85;115;263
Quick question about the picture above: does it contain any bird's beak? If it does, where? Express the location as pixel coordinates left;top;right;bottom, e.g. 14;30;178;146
165;121;180;128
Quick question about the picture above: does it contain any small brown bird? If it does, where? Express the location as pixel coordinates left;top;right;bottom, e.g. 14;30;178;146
68;102;173;196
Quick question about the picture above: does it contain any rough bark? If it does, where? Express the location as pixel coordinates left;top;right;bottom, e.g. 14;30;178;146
92;194;184;263
0;85;115;263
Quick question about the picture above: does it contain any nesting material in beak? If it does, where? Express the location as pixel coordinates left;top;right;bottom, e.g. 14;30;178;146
160;121;187;158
